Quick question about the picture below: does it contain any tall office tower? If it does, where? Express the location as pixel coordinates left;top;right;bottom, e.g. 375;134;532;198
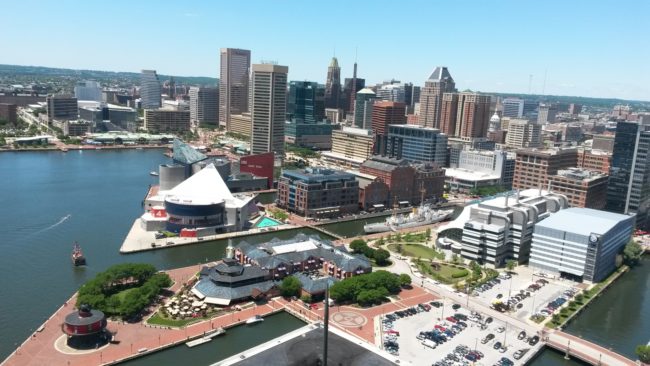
440;93;459;136
219;48;251;130
505;119;542;148
349;61;358;114
404;83;420;114
353;88;377;129
502;98;524;118
189;87;219;126
376;84;406;103
454;93;491;138
140;70;162;109
418;66;455;128
343;76;365;115
324;57;341;109
46;94;78;123
606;121;650;229
569;103;582;115
537;103;557;124
74;80;102;102
372;101;407;155
286;81;325;123
250;64;288;156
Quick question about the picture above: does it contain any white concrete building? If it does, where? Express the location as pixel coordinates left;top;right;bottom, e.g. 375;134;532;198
530;208;633;282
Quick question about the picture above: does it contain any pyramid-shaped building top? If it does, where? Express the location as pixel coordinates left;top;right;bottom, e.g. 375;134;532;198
173;138;208;165
166;163;234;205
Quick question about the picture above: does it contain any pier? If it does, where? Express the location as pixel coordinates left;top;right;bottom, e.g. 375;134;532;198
545;331;637;366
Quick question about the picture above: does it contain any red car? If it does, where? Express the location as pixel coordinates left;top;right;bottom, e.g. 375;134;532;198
446;316;457;323
386;329;400;336
434;325;446;331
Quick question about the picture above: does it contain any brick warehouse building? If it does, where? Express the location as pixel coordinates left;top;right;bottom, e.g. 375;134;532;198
359;155;444;206
277;167;359;218
513;147;578;190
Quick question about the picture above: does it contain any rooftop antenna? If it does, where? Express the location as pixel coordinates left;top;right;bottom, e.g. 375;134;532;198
542;69;548;96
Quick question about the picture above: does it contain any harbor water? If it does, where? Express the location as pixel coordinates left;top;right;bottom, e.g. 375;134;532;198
0;150;649;365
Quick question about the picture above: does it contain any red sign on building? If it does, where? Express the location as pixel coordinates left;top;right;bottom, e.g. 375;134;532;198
239;152;274;189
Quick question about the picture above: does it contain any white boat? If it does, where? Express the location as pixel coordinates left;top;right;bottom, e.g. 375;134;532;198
245;315;264;324
150;171;159;176
363;206;454;234
185;328;225;347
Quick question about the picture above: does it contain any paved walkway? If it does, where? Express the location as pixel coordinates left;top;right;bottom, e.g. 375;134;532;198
0;266;282;366
546;331;637;366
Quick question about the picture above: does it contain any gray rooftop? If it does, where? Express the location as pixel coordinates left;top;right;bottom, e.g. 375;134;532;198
173;138;208;165
536;208;633;236
228;326;395;366
427;66;454;83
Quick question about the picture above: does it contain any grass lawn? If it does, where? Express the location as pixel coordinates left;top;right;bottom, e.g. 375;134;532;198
147;311;221;327
416;261;469;284
388;244;445;260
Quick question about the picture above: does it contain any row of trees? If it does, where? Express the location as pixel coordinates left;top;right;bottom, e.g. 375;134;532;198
623;240;644;266
349;239;390;265
76;263;172;318
329;270;410;306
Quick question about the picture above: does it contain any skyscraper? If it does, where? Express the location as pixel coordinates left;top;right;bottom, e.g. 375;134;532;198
286;81;325;124
502;98;524;118
353;88;376;129
441;92;491;138
343;76;365;115
324;57;341;109
376;84;406;103
251;63;288;156
74;80;102;102
418;67;455;128
189;87;219;126
219;48;251;130
140;70;162;109
606;121;650;229
371;101;406;155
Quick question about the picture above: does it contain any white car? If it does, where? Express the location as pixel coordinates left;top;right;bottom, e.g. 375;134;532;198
496;326;505;333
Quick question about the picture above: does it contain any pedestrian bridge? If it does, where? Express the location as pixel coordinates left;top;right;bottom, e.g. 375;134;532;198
545;331;637;366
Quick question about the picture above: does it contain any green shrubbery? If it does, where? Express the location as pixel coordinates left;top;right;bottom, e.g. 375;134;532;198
349;239;391;266
451;269;470;278
76;263;171;318
329;270;401;306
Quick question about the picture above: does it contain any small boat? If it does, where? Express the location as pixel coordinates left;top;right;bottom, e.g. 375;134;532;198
136;147;144;150
185;328;225;347
61;148;69;152
245;315;264;324
150;171;159;176
72;242;86;266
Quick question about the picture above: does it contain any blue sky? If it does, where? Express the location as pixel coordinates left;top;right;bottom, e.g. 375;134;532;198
3;0;649;100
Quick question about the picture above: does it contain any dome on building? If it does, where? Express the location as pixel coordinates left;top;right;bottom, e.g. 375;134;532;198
356;87;375;95
490;112;501;123
329;57;339;68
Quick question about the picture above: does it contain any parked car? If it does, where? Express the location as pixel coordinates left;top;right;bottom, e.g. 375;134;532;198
493;341;502;350
513;348;530;360
518;331;526;340
529;335;540;346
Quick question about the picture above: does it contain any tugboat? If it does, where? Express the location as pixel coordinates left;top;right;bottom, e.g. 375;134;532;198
72;242;86;266
149;171;159;176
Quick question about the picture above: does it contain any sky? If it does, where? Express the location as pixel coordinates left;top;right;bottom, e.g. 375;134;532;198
3;0;649;101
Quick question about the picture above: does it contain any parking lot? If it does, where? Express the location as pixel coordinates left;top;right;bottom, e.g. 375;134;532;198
471;266;579;321
381;298;541;366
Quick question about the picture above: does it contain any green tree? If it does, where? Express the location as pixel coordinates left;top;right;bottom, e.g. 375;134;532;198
300;294;312;303
635;345;650;363
396;243;403;254
349;239;367;254
373;248;391;266
376;237;384;246
280;276;302;298
399;273;412;287
623;240;643;266
506;259;517;272
551;313;561;324
575;293;584;304
425;228;431;240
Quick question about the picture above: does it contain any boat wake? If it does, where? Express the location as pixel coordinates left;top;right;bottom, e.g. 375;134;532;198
33;214;72;235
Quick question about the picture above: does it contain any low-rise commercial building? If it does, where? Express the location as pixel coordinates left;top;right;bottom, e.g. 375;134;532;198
0;103;17;124
530;208;633;282
453;149;516;189
513;148;578;191
444;168;502;192
63;120;92;136
322;127;373;168
460;189;569;267
548;168;608;209
505;119;542;148
230;113;252;137
386;124;447;165
144;108;191;133
577;148;611;175
46;94;78;123
277;167;359;218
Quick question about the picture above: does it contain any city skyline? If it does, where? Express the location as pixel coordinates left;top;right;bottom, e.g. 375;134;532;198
2;0;650;101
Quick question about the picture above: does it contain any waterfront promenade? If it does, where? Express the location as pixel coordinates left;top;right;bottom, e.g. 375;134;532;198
0;265;438;366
